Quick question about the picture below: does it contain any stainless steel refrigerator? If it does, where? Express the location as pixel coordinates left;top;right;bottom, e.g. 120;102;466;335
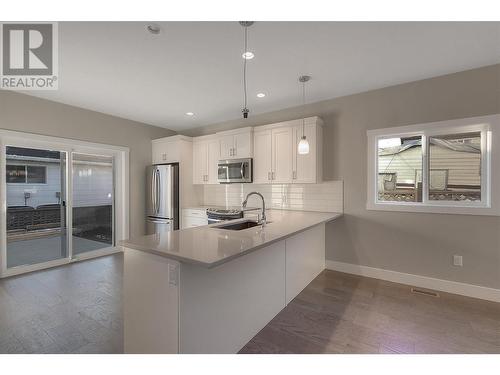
146;163;179;234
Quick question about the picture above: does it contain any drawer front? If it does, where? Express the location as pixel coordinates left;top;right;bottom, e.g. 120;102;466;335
182;209;207;218
182;216;208;228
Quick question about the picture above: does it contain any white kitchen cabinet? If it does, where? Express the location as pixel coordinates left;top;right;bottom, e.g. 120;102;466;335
124;223;327;353
193;136;220;184
253;126;293;184
181;208;208;229
152;136;183;164
219;134;235;160
253;129;273;183
252;117;323;184
193;140;208;184
124;249;179;354
207;138;219;184
292;120;323;183
218;127;253;159
272;126;293;183
285;223;325;304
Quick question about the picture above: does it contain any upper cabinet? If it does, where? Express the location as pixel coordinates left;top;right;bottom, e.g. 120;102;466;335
189;117;322;185
253;129;273;183
193;136;220;184
253;117;323;184
218;127;253;159
152;135;185;164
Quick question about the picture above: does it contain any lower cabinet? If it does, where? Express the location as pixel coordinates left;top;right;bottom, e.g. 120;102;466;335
285;223;325;303
123;223;326;354
181;208;208;229
124;249;179;354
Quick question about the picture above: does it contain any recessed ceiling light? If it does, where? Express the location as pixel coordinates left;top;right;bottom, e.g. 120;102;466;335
256;93;266;98
185;112;194;116
146;24;161;35
242;51;254;60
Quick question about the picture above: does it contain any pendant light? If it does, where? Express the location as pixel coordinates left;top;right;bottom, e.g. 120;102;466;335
298;75;311;155
239;21;254;119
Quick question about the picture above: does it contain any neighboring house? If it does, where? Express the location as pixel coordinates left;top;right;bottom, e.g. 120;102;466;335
6;156;113;208
378;135;481;201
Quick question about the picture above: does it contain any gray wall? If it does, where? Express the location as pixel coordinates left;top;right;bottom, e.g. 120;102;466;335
183;64;500;289
0;91;174;238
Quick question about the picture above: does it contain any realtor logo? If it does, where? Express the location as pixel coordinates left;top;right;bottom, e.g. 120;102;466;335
1;22;58;90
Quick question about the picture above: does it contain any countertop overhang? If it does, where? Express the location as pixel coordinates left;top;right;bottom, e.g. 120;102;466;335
121;210;341;268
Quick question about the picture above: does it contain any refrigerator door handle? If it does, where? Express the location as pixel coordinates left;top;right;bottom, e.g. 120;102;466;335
155;168;161;215
151;168;157;214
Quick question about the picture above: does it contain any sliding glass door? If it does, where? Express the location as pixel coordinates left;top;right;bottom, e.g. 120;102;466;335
5;146;68;269
72;153;114;257
0;136;124;277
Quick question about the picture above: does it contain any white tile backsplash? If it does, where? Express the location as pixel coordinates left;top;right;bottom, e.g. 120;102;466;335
201;180;343;213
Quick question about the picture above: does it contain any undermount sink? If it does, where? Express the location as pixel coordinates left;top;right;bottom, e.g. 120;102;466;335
213;220;270;231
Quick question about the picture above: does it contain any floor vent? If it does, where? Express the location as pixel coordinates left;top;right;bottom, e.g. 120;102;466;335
411;287;440;297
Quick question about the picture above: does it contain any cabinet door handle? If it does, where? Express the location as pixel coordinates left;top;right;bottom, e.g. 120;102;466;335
267;172;271;181
272;171;275;180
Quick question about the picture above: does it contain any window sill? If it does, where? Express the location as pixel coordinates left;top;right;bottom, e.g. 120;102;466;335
366;201;497;216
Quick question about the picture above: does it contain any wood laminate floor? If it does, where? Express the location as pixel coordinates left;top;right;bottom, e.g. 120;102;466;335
1;254;499;354
0;254;122;354
240;270;500;354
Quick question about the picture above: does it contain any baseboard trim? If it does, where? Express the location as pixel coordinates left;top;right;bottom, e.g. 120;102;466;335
325;260;500;303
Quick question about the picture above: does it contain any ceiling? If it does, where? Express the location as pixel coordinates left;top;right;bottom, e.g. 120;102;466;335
23;22;500;131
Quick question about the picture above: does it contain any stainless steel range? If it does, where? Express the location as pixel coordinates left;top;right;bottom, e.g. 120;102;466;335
206;208;244;224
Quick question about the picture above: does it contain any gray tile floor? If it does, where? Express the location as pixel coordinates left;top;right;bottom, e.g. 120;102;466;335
0;253;122;354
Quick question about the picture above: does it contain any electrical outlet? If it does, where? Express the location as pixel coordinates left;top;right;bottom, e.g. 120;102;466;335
453;255;463;267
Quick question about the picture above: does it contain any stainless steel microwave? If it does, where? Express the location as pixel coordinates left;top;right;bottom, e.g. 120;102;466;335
217;158;253;183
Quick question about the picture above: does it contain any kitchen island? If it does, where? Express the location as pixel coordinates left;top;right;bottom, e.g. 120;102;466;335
121;209;341;354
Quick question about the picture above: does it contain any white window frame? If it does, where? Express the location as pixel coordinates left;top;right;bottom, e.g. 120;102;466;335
367;115;499;216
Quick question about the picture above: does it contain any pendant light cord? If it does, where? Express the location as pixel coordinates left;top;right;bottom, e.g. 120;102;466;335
302;79;306;137
243;26;248;111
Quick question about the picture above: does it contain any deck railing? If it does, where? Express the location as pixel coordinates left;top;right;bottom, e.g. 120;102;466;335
378;189;481;202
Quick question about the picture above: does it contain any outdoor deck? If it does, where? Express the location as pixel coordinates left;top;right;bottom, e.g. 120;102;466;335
7;235;111;269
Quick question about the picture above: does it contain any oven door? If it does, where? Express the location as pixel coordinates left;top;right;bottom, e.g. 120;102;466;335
217;158;252;183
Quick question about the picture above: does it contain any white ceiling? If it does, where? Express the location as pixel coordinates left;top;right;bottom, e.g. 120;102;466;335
24;22;500;131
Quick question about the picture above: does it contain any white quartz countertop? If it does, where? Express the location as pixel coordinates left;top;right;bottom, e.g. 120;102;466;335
181;205;259;212
121;210;341;268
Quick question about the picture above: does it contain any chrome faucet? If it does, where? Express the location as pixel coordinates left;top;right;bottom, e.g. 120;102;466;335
242;192;266;225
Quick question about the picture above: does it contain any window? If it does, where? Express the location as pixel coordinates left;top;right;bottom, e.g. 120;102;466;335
428;132;481;202
367;115;496;215
6;165;47;184
377;136;423;203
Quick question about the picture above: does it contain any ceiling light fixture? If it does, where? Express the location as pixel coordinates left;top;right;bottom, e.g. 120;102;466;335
298;75;311;155
185;112;194;116
242;52;254;60
256;93;266;98
239;21;254;119
146;24;161;35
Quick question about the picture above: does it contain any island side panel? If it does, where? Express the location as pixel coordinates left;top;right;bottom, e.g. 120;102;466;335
179;240;286;354
123;248;180;354
285;224;326;304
